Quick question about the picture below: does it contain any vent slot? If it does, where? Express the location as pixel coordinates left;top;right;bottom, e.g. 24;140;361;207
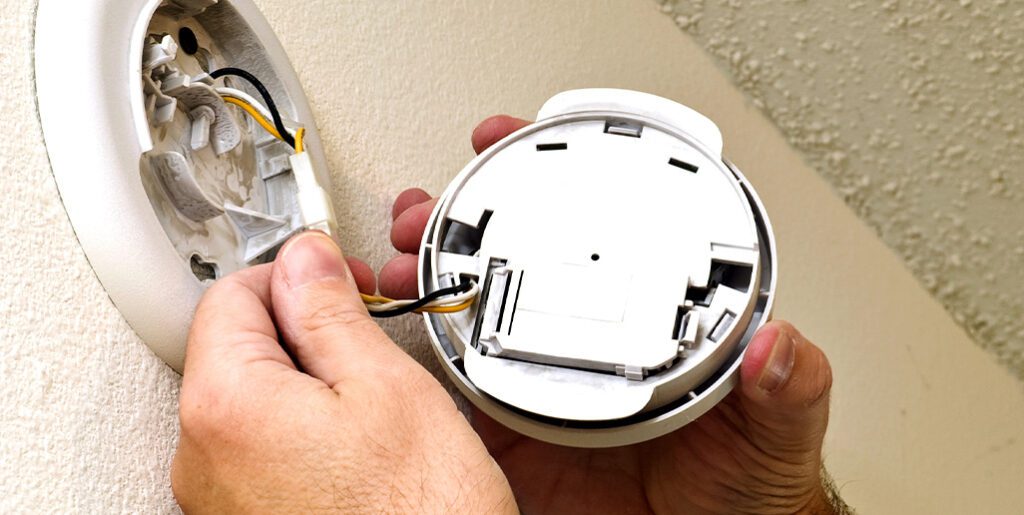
708;311;736;342
507;272;525;335
441;210;493;255
604;120;643;138
709;260;753;292
536;143;568;151
672;305;692;340
668;158;699;173
685;285;714;307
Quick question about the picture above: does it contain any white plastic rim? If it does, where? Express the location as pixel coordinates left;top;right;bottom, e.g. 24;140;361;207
419;89;778;448
35;0;328;371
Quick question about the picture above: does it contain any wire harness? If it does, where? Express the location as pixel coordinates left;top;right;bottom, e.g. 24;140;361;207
363;281;479;318
212;67;476;318
210;67;296;148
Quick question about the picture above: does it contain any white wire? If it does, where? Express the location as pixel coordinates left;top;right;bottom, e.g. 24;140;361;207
364;282;480;312
364;282;479;312
215;86;298;138
217;87;473;313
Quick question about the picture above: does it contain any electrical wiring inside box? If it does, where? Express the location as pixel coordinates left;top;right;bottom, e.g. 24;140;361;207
139;1;474;318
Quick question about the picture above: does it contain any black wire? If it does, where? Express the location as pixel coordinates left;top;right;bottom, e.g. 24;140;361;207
369;282;475;319
210;67;297;149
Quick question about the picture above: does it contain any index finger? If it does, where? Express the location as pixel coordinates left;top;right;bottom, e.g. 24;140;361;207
183;264;296;382
390;114;532;250
471;115;532;154
381;115;532;292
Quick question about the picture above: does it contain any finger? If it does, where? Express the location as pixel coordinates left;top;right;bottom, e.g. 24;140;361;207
390;198;437;254
270;231;395;388
738;320;833;452
378;253;419;300
392;188;432;221
472;115;532;154
346;257;377;295
184;264;296;381
387;116;530;255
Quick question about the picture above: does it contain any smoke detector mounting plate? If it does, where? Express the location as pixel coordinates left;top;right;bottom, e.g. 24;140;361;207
419;89;777;448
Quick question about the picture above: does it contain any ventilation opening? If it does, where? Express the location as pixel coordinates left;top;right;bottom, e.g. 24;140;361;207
683;260;753;309
668;158;699;173
672;305;692;340
709;260;753;292
685;285;714;307
604;120;643;138
507;272;524;335
470;257;509;351
536;143;568;151
708;311;736;342
441;210;494;255
190;254;218;282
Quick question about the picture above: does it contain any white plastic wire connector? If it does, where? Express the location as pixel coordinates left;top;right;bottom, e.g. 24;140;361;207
288;152;338;238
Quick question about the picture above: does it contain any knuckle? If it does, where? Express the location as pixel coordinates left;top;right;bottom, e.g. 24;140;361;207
298;302;377;338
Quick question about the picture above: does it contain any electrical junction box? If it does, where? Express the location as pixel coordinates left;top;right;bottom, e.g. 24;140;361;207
35;0;334;371
420;89;777;448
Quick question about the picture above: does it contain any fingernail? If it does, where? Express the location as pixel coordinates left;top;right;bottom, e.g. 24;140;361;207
279;232;347;289
757;331;796;393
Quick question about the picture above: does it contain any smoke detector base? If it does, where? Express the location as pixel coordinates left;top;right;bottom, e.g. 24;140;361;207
36;0;332;371
419;89;778;448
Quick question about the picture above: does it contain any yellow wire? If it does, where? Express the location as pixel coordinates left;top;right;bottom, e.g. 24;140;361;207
361;293;393;304
360;294;475;315
226;96;447;313
222;96;285;141
420;299;475;314
295;127;306;153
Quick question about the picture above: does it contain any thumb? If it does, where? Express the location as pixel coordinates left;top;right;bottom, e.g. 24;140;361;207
738;320;833;456
270;231;394;388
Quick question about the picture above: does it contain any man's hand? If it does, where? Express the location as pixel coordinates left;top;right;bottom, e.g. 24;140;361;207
378;115;847;514
171;232;516;513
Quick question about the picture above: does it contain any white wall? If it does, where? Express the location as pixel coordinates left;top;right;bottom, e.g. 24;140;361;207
1;1;1022;513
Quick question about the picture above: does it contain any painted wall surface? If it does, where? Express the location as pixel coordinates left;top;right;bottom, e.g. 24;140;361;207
1;0;1022;513
658;0;1024;381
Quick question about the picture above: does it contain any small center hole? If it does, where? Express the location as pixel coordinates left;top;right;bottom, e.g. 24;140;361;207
178;27;199;55
591;253;601;262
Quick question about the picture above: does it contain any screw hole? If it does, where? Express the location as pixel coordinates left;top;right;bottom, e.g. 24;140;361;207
591;253;601;262
178;27;199;55
190;254;218;282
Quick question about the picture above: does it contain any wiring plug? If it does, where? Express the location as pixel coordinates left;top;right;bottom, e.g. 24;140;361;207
289;152;338;239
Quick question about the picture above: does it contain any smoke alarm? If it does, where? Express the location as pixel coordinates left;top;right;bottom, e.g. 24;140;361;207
419;89;777;448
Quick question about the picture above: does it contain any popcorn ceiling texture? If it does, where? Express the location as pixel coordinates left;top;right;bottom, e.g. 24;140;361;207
657;0;1024;379
4;0;1024;513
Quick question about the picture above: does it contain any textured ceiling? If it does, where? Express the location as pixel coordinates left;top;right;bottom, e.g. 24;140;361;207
657;0;1024;380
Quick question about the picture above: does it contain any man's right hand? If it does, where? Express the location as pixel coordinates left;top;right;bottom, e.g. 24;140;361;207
172;232;517;513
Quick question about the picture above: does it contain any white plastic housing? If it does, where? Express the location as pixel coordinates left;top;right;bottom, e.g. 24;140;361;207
420;89;777;448
36;0;332;371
